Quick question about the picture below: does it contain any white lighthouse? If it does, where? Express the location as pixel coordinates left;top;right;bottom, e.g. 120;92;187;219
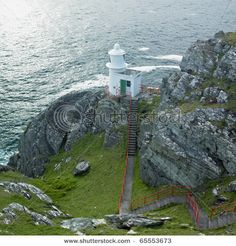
106;44;142;98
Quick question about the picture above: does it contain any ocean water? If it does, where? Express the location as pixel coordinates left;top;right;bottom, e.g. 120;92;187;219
0;0;236;165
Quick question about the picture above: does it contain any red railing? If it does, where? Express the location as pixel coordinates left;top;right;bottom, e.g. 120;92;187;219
186;193;200;226
210;201;236;218
130;185;192;210
118;96;133;212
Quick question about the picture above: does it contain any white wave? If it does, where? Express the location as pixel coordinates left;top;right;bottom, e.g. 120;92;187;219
144;55;183;62
131;65;180;73
57;74;109;97
148;10;156;14
138;47;150;52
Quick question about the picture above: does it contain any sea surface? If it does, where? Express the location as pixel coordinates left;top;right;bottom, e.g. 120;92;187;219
0;0;236;165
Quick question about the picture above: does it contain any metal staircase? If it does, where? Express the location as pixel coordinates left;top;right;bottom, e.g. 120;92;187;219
128;99;138;156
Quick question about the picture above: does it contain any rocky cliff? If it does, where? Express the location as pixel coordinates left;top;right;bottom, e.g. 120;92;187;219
8;89;127;177
139;32;236;188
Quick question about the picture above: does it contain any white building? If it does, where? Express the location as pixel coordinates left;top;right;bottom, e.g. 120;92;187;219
106;44;142;98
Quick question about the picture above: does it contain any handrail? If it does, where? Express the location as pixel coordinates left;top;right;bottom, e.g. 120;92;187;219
210;201;236;218
130;185;192;210
118;95;133;212
186;193;200;226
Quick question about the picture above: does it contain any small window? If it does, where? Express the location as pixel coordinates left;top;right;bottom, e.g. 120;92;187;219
127;81;131;87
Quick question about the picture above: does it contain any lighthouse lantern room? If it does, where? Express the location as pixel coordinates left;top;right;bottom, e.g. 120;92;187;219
106;44;142;98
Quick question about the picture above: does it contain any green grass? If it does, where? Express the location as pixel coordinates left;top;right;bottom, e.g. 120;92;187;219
194;174;236;217
210;120;227;129
224;32;236;46
138;95;160;114
1;125;236;235
36;133;127;218
0;131;128;235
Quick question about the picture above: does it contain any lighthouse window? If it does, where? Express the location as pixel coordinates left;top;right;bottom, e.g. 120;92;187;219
127;81;131;87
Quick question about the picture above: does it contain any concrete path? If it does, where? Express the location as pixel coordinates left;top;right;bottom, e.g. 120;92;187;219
119;157;135;214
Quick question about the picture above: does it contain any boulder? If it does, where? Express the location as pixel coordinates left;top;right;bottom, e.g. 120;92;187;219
227;180;236;192
105;214;163;229
123;217;164;228
73;161;90;176
61;218;105;232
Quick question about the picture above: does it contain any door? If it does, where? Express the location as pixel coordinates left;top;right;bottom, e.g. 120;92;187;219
120;80;126;95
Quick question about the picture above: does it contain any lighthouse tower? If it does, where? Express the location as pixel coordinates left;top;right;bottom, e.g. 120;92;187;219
106;43;127;96
106;44;142;97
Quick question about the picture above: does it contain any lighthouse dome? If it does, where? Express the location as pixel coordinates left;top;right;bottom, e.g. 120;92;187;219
108;43;126;56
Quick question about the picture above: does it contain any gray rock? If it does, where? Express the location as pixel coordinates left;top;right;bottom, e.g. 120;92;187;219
123;217;164;228
0;181;52;204
105;214;163;229
180;40;218;76
212;185;220;196
0;165;12;173
160;72;201;108
201;87;228;104
61;218;105;232
214;46;236;81
217;90;228;104
47;206;65;218
73;161;90;176
139;108;236;188
214;195;228;205
2;202;53;226
227;180;236;192
104;129;121;148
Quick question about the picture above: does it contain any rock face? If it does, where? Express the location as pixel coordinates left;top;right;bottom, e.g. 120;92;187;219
139;32;236;188
73;161;90;176
8;89;127;177
180;31;231;76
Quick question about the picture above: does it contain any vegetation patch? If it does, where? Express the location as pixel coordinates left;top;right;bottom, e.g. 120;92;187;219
224;32;236;46
138;95;160;114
